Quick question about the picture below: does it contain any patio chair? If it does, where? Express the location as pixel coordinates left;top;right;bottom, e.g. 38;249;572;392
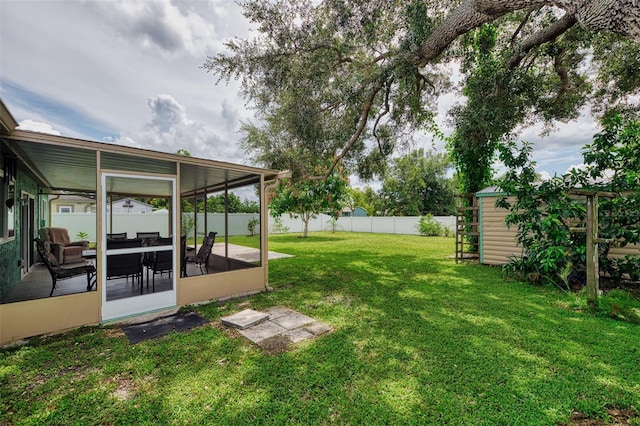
34;238;96;297
185;232;217;275
137;231;160;271
147;237;173;291
180;235;187;277
106;232;127;240
106;238;144;292
38;227;89;265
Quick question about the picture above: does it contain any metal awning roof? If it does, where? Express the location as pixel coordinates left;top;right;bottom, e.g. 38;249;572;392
3;130;279;198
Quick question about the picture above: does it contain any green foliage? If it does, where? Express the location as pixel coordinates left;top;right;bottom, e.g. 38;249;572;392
597;290;640;324
76;231;88;241
208;0;640;189
181;215;195;237
270;217;290;234
448;17;594;195
417;213;444;236
180;193;259;214
208;0;451;180
497;116;640;287
325;217;343;233
247;218;260;236
344;187;376;218
269;169;349;237
379;148;455;216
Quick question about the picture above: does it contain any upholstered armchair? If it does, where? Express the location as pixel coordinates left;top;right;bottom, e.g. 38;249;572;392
38;227;89;265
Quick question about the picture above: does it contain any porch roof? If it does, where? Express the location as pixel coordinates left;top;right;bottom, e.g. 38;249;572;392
2;129;280;197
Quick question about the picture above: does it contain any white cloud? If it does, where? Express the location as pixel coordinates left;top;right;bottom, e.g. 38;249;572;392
16;120;62;136
114;94;246;164
88;0;223;58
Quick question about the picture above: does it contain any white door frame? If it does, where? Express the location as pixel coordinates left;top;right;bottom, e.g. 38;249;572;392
100;172;177;321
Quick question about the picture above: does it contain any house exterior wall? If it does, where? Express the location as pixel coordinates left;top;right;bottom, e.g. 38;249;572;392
0;169;40;300
177;267;266;306
106;199;152;214
0;292;100;343
50;198;95;214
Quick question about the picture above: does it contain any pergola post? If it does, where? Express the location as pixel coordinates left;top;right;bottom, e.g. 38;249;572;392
569;189;620;309
585;193;599;308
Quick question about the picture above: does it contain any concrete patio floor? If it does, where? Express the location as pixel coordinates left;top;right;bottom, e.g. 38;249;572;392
211;243;294;263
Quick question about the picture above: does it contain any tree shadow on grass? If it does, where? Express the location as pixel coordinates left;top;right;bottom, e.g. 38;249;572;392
3;234;640;424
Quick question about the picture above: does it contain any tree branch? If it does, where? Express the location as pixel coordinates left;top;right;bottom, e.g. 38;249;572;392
307;77;387;180
373;80;393;150
415;0;640;68
415;0;550;67
508;13;577;69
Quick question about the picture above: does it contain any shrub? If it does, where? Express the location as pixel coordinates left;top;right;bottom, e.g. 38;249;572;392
417;214;443;236
497;116;640;290
247;218;260;236
270;217;290;234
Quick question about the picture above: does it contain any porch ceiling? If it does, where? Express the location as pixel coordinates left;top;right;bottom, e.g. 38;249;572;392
7;137;268;197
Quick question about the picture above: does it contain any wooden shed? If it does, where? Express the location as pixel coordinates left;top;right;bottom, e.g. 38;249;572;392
476;186;640;266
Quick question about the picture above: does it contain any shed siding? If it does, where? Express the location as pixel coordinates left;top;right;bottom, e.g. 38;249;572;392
478;193;640;265
609;244;640;259
480;196;520;265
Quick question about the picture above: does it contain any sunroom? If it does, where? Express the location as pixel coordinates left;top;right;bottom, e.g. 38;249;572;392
0;99;281;345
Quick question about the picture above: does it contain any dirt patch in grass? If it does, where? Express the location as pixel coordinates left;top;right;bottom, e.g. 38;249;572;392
103;327;126;339
563;408;638;425
256;335;292;355
105;373;138;401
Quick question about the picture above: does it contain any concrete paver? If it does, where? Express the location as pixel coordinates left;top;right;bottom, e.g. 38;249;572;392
270;312;315;330
305;322;332;336
221;309;269;330
283;329;314;343
222;305;332;348
239;321;288;343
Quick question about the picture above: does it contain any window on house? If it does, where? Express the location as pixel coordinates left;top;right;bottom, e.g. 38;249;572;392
59;205;73;213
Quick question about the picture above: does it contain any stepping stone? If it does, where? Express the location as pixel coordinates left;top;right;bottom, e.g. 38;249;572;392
239;321;287;343
265;306;297;320
283;329;314;343
305;322;332;336
270;311;315;330
221;309;269;330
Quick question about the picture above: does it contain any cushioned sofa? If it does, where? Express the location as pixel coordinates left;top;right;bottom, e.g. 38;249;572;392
38;227;89;265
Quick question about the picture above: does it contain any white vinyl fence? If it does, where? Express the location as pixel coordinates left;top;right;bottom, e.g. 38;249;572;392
52;212;456;242
269;213;456;236
52;212;260;242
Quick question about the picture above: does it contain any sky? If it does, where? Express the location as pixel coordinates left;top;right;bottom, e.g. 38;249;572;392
0;0;599;189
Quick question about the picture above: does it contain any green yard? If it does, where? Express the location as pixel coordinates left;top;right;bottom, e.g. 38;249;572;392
2;233;639;425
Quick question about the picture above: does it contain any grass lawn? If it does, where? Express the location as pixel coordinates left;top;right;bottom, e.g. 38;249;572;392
2;233;640;425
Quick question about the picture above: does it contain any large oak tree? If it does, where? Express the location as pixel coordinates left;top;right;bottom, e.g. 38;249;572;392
206;0;640;181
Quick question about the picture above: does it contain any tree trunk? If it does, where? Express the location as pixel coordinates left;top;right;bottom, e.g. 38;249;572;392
302;212;310;238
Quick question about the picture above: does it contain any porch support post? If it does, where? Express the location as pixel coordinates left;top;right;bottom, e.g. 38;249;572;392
203;185;208;238
224;181;229;259
192;191;197;249
260;174;269;289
